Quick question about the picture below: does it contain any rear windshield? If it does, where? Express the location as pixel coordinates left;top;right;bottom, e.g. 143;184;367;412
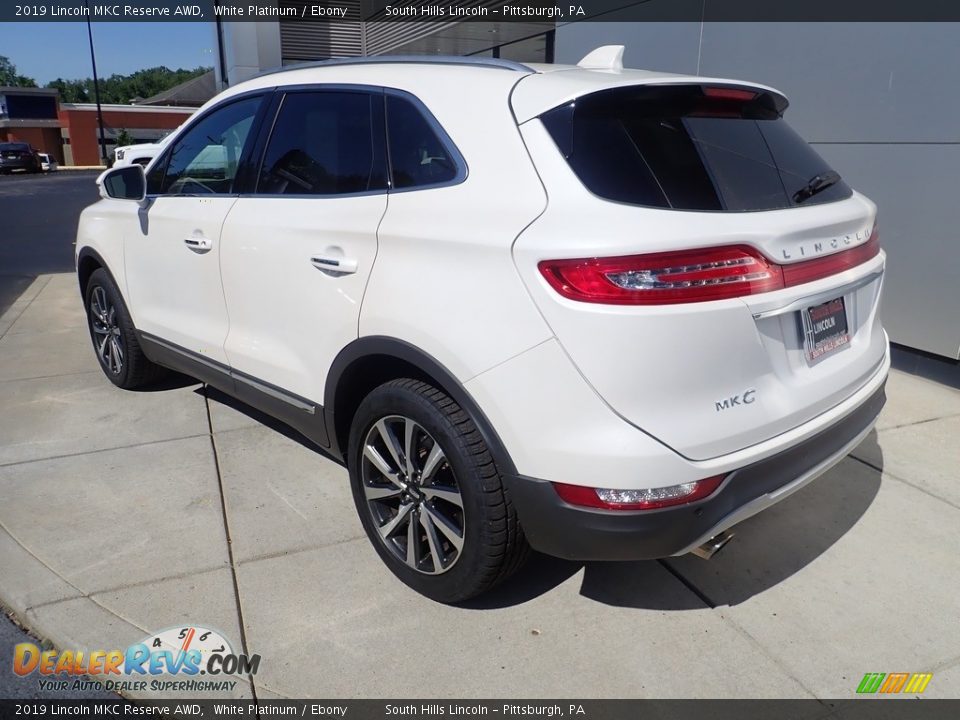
0;143;30;151
541;85;852;212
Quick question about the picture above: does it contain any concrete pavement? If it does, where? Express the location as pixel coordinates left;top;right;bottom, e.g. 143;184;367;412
1;273;959;700
0;171;98;319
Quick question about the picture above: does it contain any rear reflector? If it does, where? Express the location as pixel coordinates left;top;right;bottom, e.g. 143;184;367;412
539;224;879;305
553;476;724;511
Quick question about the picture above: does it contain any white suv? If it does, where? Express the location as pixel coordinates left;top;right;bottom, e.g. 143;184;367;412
77;48;889;602
113;134;172;168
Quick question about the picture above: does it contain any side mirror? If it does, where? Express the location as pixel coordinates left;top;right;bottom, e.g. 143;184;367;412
98;165;146;202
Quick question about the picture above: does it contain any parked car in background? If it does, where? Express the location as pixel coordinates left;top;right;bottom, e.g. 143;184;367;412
38;153;58;172
113;133;173;168
0;142;41;174
77;48;889;603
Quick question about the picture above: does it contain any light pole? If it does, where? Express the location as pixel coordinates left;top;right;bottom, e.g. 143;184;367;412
85;1;108;165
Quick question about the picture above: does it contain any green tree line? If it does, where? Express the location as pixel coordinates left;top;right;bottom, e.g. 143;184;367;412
0;56;37;87
2;55;209;104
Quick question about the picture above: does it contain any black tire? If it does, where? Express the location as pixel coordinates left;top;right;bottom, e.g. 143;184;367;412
348;379;529;603
84;268;165;389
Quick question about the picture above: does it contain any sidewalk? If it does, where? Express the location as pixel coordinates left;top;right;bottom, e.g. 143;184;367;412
1;272;959;700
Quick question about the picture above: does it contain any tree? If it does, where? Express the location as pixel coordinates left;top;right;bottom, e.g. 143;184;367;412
115;128;133;148
0;56;37;87
44;66;209;105
46;78;90;103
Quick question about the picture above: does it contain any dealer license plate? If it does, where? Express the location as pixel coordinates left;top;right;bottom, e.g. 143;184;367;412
801;296;850;364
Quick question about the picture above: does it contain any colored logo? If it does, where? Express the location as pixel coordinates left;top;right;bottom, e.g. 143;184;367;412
12;625;260;693
856;672;933;695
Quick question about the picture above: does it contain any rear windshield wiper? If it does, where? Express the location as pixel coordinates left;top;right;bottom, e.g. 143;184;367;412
793;170;841;204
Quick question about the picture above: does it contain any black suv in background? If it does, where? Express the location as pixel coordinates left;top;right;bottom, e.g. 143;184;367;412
0;143;41;174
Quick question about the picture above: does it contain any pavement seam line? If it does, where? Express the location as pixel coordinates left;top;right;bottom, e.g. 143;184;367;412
0;520;87;600
0;369;103;385
24;564;230;614
251;680;293;699
848;454;960;512
0;519;153;640
642;555;825;703
876;411;960;433
717;612;825;701
656;559;717;609
928;652;960;674
203;383;261;708
0;275;52;342
0;432;210;469
237;533;369;567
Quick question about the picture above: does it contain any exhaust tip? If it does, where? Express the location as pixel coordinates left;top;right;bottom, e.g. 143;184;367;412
690;530;735;560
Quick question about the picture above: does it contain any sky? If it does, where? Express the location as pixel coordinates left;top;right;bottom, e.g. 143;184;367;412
0;23;215;84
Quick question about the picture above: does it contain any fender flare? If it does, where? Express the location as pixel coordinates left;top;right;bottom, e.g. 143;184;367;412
76;247;121;297
324;336;518;477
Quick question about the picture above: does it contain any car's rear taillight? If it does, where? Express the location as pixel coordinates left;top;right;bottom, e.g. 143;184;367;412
553;476;725;511
781;225;880;286
538;225;879;305
539;246;783;305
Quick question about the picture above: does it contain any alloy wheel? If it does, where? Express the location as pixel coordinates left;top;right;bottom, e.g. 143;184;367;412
89;285;124;375
360;415;465;575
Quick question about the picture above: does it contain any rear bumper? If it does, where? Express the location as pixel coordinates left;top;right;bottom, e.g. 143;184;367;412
0;159;37;171
504;381;886;561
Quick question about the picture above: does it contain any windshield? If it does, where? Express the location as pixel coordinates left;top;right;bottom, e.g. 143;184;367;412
541;85;852;212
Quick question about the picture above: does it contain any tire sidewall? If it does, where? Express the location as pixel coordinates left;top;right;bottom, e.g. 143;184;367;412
348;383;494;603
84;269;135;388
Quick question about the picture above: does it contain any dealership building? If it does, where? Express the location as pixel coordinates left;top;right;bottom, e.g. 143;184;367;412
0;86;196;166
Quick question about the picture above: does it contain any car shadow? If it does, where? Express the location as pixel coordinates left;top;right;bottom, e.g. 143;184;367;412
466;430;884;611
176;375;884;613
197;385;347;467
134;370;198;392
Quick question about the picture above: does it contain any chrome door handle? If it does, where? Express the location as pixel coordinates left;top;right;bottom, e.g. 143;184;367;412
184;236;213;253
310;256;358;274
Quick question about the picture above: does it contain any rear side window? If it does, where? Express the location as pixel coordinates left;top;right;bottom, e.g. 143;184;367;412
385;94;462;190
541;85;852;212
257;91;386;196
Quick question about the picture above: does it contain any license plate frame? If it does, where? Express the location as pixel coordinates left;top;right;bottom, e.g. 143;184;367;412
801;296;850;364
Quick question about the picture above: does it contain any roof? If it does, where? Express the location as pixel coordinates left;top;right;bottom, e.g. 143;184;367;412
0;86;59;96
135;70;217;107
257;55;534;76
60;103;195;115
203;49;785;125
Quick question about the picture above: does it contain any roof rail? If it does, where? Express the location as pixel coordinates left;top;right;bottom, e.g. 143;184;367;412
256;55;534;78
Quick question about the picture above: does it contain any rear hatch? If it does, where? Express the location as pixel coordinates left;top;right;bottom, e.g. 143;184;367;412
512;78;887;461
1;144;30;160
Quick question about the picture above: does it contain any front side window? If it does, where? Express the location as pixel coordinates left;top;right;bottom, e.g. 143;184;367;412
385;94;461;190
148;95;262;196
256;91;386;196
